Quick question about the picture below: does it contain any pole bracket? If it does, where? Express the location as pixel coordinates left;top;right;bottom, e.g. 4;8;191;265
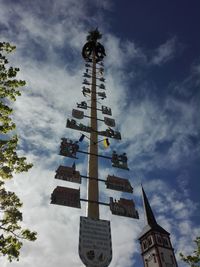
80;198;110;206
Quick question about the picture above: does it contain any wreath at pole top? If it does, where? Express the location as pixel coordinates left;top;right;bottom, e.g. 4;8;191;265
82;28;106;63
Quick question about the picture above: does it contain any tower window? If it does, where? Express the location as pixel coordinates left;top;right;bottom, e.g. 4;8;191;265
143;240;148;250
157;235;162;244
161;252;165;262
170;255;174;264
163;237;169;247
147;236;152;246
153;253;157;263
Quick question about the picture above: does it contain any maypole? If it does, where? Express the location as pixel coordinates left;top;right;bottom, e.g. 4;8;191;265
86;31;100;219
51;29;139;267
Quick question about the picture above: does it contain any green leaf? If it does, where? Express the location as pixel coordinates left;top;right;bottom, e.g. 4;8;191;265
180;237;200;266
0;42;37;262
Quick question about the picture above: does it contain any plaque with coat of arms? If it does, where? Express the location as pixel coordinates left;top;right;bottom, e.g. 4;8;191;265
72;109;84;119
79;216;112;267
104;117;115;127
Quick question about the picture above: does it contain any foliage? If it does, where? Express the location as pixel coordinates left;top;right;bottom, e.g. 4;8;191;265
86;28;102;42
0;42;37;262
180;237;200;267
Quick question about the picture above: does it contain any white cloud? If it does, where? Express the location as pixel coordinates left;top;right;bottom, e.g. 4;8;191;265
151;37;177;65
89;0;113;10
116;88;200;172
104;34;146;69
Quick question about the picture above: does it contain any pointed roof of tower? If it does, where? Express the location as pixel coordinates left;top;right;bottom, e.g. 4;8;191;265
142;186;158;226
138;185;169;239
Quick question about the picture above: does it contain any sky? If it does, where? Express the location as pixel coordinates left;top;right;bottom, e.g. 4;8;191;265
0;0;200;266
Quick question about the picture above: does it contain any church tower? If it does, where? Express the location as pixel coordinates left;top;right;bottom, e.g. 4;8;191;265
138;186;178;267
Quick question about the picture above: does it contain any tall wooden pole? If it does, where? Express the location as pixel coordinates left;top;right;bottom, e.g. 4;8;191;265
87;49;99;219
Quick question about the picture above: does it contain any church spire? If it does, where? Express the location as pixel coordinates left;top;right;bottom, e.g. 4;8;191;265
139;185;169;236
142;185;158;227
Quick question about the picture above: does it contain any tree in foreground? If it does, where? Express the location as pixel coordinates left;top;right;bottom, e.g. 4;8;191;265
0;42;37;261
180;237;200;267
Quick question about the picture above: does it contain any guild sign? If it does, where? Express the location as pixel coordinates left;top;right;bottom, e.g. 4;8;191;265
110;197;139;219
98;128;121;140
51;186;81;209
102;106;112;115
106;175;133;193
99;84;105;90
111;151;129;169
83;73;91;78
55;165;81;184
83;79;90;85
79;216;112;267
77;101;87;110
66;119;92;133
72;109;84;119
104;117;115;127
98;92;106;99
60;138;79;159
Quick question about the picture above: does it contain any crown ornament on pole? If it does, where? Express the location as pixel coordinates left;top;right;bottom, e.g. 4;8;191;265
82;28;106;62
